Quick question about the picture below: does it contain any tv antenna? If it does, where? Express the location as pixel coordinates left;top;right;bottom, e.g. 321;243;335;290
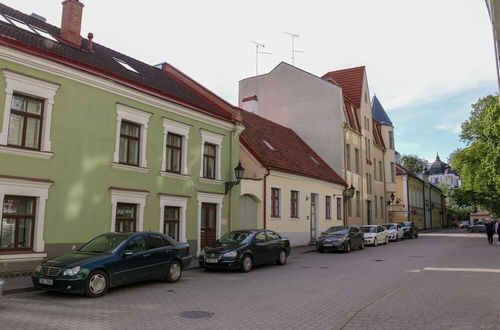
251;40;271;75
282;31;304;65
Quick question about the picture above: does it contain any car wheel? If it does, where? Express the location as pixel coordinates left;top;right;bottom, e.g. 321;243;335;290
345;241;351;253
241;255;253;272
277;250;287;265
467;228;472;232
415;232;418;238
165;261;182;283
359;240;365;250
374;238;378;247
84;269;109;298
385;236;389;245
318;248;324;253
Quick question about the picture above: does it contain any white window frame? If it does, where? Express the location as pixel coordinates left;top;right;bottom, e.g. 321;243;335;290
270;186;282;218
199;129;224;182
161;118;191;178
112;104;151;172
159;193;189;243
109;187;148;232
0;70;60;159
0;175;52;261
196;191;224;255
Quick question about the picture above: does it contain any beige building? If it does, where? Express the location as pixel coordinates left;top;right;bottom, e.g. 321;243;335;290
239;63;393;226
238;109;347;246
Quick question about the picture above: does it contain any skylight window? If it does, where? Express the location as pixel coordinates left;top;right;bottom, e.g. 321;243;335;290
113;57;140;74
263;140;275;151
5;15;35;34
310;156;320;165
31;26;58;42
0;14;11;25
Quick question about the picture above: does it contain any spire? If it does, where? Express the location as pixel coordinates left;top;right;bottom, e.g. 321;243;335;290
436;153;440;161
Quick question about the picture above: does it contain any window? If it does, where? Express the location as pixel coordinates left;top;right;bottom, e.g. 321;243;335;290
375;195;378;218
163;206;180;241
355;148;360;174
166;133;182;173
373;160;377;181
290;190;299;218
115;203;137;232
325;196;332;219
7;94;43;150
348;198;352;217
346;144;351;171
0;70;59;158
1;196;36;250
367;173;372;194
203;143;216;179
271;188;280;217
119;121;140;166
146;234;165;250
199;130;224;181
355;190;360;217
124;236;146;253
380;196;384;217
113;57;140;74
389;131;394;149
379;161;383;181
336;197;342;220
255;231;267;242
113;104;151;171
391;162;396;182
266;231;280;240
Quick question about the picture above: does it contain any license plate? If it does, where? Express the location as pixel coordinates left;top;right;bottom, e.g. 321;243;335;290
39;278;53;285
205;258;219;263
323;243;333;247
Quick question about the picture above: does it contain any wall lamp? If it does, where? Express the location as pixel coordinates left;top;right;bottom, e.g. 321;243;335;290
343;185;356;199
387;192;395;205
225;161;245;194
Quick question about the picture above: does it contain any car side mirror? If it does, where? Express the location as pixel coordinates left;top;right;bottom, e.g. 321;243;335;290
122;250;133;258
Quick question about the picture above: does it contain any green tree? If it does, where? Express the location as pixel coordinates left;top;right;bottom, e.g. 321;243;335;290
401;154;429;173
449;95;500;216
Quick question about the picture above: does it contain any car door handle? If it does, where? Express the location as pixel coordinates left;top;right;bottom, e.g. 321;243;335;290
142;254;151;258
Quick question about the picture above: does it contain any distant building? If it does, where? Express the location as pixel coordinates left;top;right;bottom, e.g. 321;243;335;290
424;154;461;193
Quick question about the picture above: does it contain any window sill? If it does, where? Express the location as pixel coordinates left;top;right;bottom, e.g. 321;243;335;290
160;171;190;180
111;162;150;173
198;177;223;185
0;251;47;262
270;216;281;220
0;145;53;159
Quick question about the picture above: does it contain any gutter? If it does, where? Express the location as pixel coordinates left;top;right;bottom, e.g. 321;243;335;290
263;168;270;229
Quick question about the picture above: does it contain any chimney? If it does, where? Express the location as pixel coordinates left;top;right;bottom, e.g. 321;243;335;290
60;0;84;47
87;32;94;52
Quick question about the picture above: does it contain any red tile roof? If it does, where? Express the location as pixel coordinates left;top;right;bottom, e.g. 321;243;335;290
240;110;347;187
0;3;233;122
343;98;361;133
372;120;386;149
322;66;365;108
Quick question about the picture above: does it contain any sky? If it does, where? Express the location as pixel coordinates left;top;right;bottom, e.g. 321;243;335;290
2;0;497;164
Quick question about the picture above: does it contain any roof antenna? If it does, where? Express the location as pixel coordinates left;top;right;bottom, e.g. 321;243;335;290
250;41;271;75
282;31;304;66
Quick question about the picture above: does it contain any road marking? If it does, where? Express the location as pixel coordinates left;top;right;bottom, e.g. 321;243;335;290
406;269;421;272
419;233;484;238
424;267;500;273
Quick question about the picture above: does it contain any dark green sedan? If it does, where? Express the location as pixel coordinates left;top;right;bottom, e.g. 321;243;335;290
32;232;192;297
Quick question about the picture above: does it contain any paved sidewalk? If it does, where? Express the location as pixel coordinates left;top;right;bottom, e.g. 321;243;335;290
1;245;314;295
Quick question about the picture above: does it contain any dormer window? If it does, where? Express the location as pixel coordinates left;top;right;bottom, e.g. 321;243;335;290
263;140;275;151
310;156;319;165
31;27;58;42
0;14;11;25
113;57;140;74
4;15;34;33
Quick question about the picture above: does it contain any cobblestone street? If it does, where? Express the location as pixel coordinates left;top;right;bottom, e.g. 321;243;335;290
1;230;500;330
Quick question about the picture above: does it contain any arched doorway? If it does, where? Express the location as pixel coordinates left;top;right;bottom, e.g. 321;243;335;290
238;194;258;229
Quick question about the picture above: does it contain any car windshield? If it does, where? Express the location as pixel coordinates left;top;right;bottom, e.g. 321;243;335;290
403;222;412;227
360;226;377;233
79;234;129;253
324;226;348;235
384;224;397;230
218;231;252;244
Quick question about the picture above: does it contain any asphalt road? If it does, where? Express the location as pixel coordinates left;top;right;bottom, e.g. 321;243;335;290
1;230;500;330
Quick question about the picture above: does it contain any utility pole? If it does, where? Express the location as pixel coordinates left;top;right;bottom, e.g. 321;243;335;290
250;41;271;75
282;31;304;65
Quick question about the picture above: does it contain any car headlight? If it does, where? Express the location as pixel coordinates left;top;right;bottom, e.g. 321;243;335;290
223;251;237;258
63;266;81;276
34;264;42;273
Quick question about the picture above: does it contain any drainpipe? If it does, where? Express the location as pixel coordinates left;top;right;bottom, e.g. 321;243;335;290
382;150;387;222
406;175;411;223
263;168;270;229
422;180;426;231
342;123;348;226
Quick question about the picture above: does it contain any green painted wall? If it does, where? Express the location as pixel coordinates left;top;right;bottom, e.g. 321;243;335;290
0;59;241;245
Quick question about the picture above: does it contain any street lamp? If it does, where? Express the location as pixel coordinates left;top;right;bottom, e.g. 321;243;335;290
225;161;245;194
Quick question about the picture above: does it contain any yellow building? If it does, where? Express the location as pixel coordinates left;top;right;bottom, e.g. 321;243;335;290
238;110;347;246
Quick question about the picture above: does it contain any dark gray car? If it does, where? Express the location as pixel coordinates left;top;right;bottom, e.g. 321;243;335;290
316;226;364;253
468;222;486;232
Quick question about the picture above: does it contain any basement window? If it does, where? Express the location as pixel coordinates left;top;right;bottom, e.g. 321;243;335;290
4;15;35;34
31;27;58;42
113;57;140;74
263;140;275;151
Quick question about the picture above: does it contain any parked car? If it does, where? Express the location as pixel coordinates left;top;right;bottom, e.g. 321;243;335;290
383;223;405;241
468;221;486;232
360;225;389;246
458;221;470;229
32;232;192;297
199;230;290;272
400;222;419;239
316;226;364;252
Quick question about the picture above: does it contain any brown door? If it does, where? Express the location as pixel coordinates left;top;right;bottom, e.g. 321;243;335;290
201;203;217;248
